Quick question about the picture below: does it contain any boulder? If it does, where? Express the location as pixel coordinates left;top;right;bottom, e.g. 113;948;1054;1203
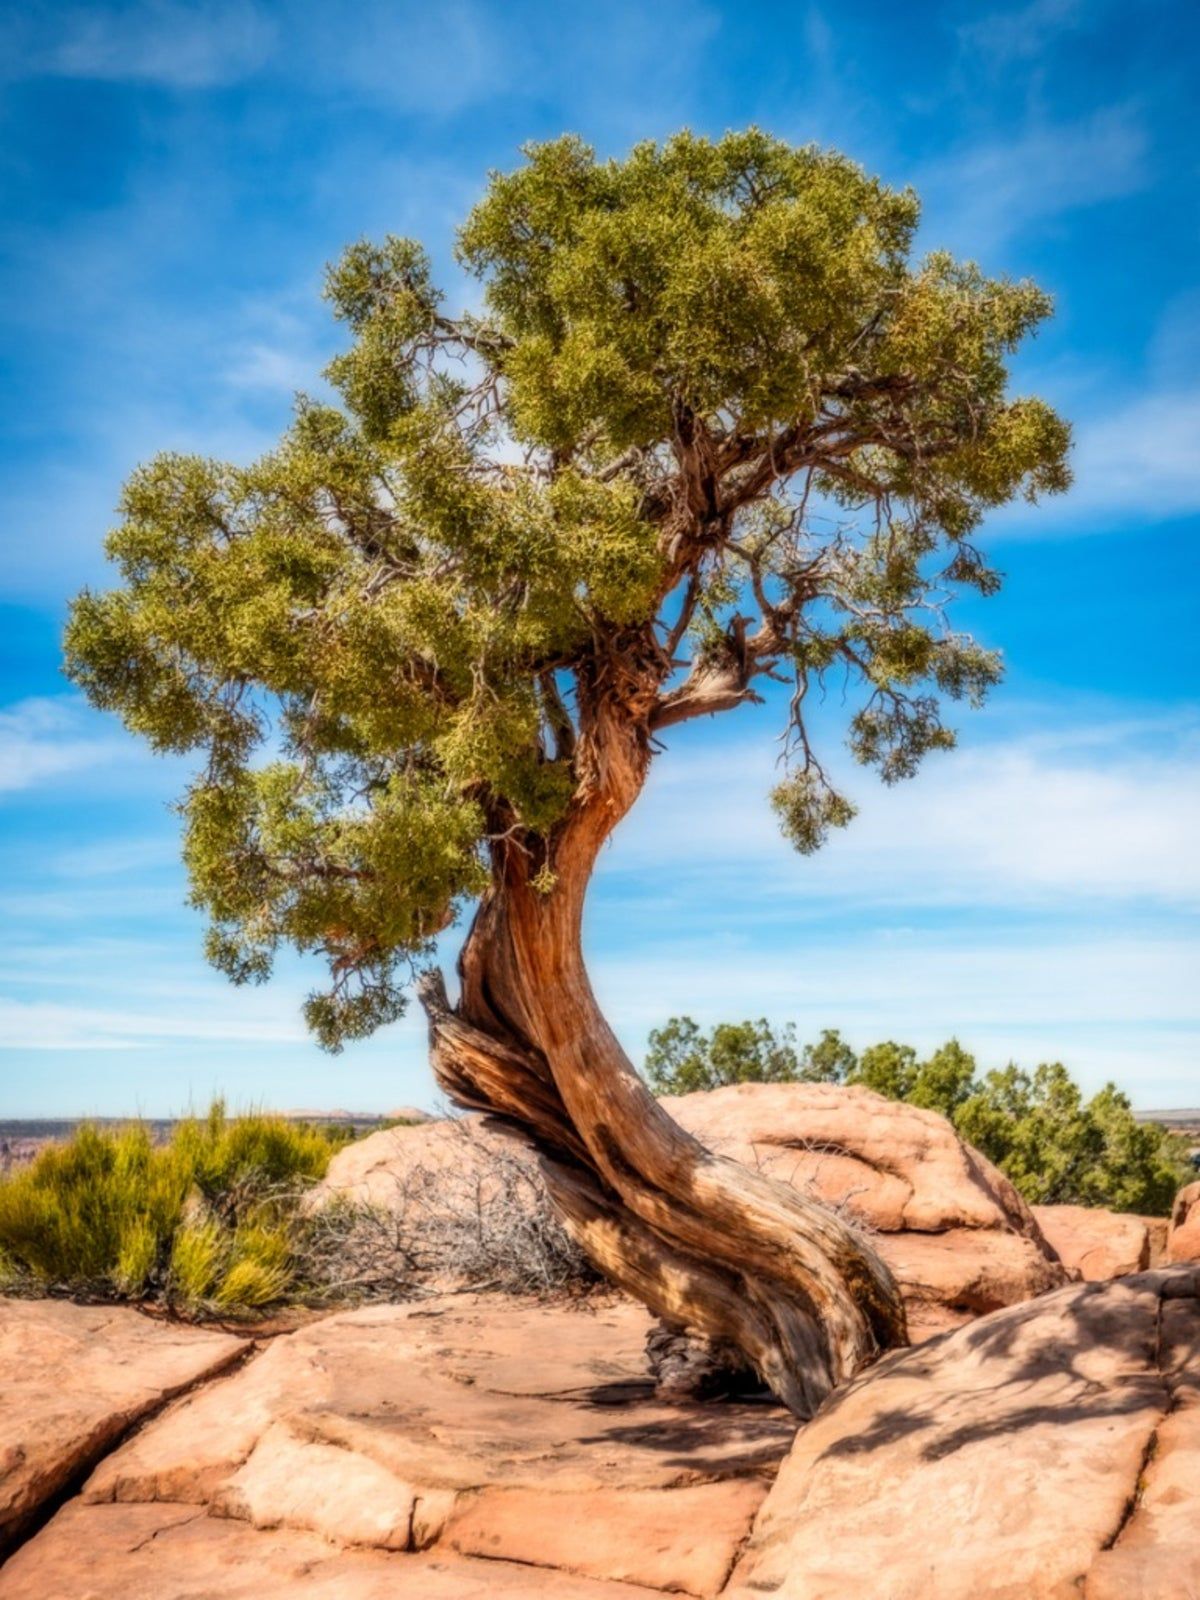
726;1267;1200;1599
308;1113;520;1212
668;1083;1067;1336
0;1299;243;1551
314;1085;1068;1338
1032;1202;1155;1280
47;1294;793;1597
1168;1180;1200;1263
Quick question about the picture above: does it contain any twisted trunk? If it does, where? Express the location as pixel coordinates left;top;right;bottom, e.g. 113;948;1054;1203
419;707;907;1417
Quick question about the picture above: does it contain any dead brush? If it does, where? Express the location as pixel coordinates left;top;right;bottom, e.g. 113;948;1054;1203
299;1121;597;1303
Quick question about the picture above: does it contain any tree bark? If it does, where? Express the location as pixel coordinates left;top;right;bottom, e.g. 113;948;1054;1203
418;704;907;1418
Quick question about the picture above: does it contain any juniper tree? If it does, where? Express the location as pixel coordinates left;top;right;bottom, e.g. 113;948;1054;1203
66;131;1070;1415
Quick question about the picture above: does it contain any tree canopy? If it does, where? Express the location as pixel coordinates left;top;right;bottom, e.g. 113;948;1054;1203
65;130;1070;1050
644;1018;1191;1214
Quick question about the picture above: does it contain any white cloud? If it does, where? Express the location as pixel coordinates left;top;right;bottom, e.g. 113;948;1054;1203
0;699;120;794
0;995;306;1049
595;929;1197;1031
1067;389;1200;521
987;381;1200;533
957;0;1085;65
50;838;178;879
590;931;1200;1106
223;342;319;395
600;713;1200;912
918;107;1148;257
8;1;276;88
1;701;1196;1104
2;0;717;127
585;709;1200;1100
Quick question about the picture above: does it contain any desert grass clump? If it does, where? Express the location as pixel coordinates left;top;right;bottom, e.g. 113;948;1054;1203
0;1101;344;1314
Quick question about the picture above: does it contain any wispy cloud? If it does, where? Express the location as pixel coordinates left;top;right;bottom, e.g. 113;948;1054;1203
991;373;1200;533
590;929;1200;1106
4;1;276;88
918;107;1149;257
601;711;1200;913
1065;388;1200;522
586;705;1200;1101
957;0;1086;66
0;995;306;1049
0;698;119;794
2;0;717;127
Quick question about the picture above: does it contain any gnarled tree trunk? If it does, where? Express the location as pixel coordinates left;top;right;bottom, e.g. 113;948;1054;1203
418;703;907;1417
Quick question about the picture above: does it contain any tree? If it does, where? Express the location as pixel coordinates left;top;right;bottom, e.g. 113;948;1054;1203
645;1020;1190;1214
645;1019;854;1093
955;1064;1188;1214
645;1017;801;1093
65;130;1070;1416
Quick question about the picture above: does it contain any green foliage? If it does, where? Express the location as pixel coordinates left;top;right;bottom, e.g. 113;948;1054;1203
643;1020;1190;1214
169;1216;226;1304
953;1066;1189;1213
0;1105;344;1311
770;773;858;855
65;130;1069;1048
644;1016;801;1093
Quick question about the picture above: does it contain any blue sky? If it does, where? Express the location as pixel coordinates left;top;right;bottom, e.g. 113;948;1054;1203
1;0;1197;1115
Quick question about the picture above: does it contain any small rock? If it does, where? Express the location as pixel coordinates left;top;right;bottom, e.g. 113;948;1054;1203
1168;1181;1200;1263
1032;1202;1152;1280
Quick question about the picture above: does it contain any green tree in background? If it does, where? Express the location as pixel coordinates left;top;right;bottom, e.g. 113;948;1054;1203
645;1019;1189;1214
65;129;1070;1415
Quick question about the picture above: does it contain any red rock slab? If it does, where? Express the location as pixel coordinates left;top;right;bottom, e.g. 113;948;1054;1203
0;1298;243;1549
80;1294;793;1594
1085;1272;1200;1599
441;1477;768;1594
0;1500;666;1599
726;1269;1200;1600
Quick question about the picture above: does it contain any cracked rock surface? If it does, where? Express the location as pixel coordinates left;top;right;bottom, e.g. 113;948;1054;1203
0;1294;794;1598
3;1271;1196;1598
0;1299;244;1553
726;1267;1200;1600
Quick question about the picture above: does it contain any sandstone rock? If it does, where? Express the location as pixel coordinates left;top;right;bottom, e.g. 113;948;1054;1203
0;1500;669;1598
1032;1201;1152;1279
1168;1180;1200;1262
1146;1213;1171;1264
726;1267;1200;1600
314;1086;1068;1338
73;1294;793;1595
1084;1277;1200;1599
444;1478;767;1594
0;1299;243;1551
385;1104;433;1125
308;1113;524;1211
7;1273;1196;1597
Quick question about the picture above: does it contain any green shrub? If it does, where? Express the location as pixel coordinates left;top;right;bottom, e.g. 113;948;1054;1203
644;1019;1192;1216
168;1216;225;1305
0;1103;344;1312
